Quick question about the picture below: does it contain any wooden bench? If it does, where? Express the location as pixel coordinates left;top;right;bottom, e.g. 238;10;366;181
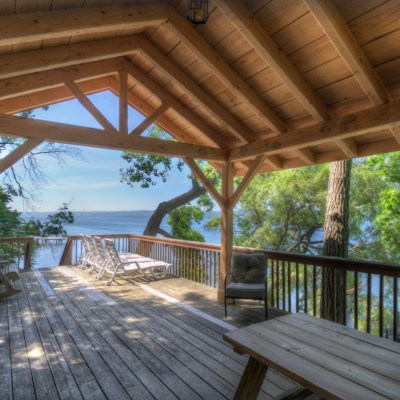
0;261;21;299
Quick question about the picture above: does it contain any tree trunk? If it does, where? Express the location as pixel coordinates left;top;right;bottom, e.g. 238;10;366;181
320;159;352;324
143;178;206;236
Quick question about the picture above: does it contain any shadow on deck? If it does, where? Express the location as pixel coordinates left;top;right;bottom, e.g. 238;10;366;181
0;267;303;400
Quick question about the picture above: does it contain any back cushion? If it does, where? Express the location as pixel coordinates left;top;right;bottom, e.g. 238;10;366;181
231;253;266;283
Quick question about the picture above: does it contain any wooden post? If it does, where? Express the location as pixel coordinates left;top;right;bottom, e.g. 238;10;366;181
59;237;73;266
24;237;33;270
218;162;234;302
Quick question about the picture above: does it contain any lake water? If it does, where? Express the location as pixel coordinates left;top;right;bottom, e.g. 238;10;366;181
21;210;221;268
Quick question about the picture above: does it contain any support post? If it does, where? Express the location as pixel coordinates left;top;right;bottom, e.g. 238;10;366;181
218;162;234;302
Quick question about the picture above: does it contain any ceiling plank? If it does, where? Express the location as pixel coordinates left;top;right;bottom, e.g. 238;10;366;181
214;0;330;123
167;8;288;135
0;138;44;173
139;36;255;144
0;3;169;46
304;0;400;147
130;104;169;136
304;0;389;105
0;58;123;101
229;100;400;161
64;81;117;132
0;113;228;162
0;35;141;80
120;59;227;148
265;155;282;170
184;157;225;210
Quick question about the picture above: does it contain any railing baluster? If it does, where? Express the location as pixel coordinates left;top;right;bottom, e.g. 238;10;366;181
394;277;398;342
304;264;308;314
367;273;372;333
271;259;275;308
379;274;384;337
296;262;299;313
354;271;359;330
313;265;317;317
282;261;286;311
288;262;292;313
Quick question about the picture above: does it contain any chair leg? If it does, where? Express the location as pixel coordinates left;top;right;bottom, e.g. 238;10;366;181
264;299;268;320
225;295;227;318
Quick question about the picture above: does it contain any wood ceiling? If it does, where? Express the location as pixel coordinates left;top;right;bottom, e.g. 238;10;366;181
0;0;400;176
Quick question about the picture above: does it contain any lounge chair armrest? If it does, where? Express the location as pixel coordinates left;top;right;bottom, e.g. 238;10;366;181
224;272;234;288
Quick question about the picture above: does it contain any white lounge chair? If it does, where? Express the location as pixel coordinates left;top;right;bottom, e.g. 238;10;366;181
0;256;21;298
101;238;171;285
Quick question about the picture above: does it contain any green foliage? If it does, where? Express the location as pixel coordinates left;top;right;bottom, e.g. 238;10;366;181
23;203;74;237
234;165;329;252
0;187;22;236
120;126;184;188
168;205;205;242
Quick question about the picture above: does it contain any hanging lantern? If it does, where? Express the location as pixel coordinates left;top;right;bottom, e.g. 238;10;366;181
187;0;209;24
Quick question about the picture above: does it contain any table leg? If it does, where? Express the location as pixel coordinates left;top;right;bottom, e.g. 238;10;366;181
233;356;269;400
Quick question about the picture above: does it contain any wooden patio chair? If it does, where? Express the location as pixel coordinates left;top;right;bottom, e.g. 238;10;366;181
101;238;171;285
0;256;21;299
224;252;268;319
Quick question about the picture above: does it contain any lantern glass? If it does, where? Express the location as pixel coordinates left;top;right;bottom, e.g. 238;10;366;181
187;0;209;24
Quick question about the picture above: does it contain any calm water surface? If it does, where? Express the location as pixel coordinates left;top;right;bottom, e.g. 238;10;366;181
21;210;220;268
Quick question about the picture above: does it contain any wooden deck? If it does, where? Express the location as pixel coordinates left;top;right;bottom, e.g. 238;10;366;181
1;267;298;400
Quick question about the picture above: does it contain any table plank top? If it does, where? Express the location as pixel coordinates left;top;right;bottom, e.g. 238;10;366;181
223;313;400;400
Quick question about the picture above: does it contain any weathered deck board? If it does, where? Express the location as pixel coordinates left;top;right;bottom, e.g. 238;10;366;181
0;268;300;399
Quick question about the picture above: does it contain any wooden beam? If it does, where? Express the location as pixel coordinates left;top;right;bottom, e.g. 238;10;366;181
265;155;282;170
184;157;226;210
0;3;169;47
219;162;235;302
0;113;228;162
335;138;358;157
130;104;169;136
121;59;228;148
304;0;389;105
229;155;266;209
229;100;400;161
0;58;122;101
214;0;330;123
118;71;128;135
0;138;44;173
167;9;288;134
64;81;117;132
139;36;255;144
0;34;141;80
296;148;315;164
0;77;112;114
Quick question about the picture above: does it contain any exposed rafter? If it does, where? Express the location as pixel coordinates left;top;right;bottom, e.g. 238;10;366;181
214;0;330;123
230;101;400;162
139;36;254;144
167;8;288;135
118;71;128;135
0;58;122;101
0;113;228;162
0;35;141;80
0;3;169;47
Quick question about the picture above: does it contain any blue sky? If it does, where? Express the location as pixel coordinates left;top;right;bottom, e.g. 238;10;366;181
10;91;193;212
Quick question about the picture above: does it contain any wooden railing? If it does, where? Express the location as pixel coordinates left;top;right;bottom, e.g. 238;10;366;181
59;233;400;341
0;236;33;270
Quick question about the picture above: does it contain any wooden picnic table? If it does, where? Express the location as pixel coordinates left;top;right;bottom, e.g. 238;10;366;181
223;313;400;400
